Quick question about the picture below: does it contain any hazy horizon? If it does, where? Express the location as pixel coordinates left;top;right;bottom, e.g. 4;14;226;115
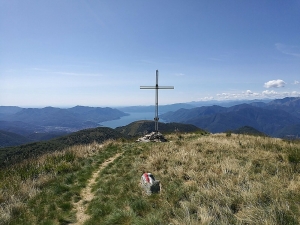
0;97;278;109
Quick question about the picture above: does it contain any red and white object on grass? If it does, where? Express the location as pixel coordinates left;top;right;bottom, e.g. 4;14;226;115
141;172;160;195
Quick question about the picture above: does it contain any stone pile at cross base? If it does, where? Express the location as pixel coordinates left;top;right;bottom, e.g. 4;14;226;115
136;132;168;142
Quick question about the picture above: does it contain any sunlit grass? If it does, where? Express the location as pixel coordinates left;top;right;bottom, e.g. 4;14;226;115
0;141;121;225
1;133;300;224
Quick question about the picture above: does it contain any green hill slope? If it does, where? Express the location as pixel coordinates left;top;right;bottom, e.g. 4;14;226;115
115;120;207;136
230;125;268;136
0;127;126;168
160;100;300;137
0;130;33;147
1;133;300;224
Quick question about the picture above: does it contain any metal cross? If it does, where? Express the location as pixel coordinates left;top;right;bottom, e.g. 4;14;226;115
140;70;174;133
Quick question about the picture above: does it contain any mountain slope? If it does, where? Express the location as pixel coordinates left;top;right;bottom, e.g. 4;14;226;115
0;120;44;135
0;106;22;117
267;97;300;118
1;106;128;125
67;106;129;122
161;105;226;122
115;120;207;136
0;130;33;147
0;127;126;168
0;120;207;167
161;102;300;137
230;126;267;136
274;124;300;138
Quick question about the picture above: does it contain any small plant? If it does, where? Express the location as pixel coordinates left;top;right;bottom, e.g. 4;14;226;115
288;148;300;164
226;131;232;137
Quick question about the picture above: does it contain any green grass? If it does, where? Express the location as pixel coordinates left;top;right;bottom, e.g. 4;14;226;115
1;133;300;224
0;141;122;225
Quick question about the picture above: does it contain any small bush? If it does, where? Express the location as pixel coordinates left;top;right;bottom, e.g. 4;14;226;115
288;148;300;164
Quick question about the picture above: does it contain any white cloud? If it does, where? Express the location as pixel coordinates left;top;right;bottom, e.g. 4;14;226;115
264;79;286;88
293;80;300;85
292;91;300;96
261;90;300;98
198;96;214;101
215;90;259;100
262;90;278;95
209;89;300;102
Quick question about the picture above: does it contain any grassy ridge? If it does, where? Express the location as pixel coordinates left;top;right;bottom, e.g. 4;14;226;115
1;133;300;224
85;134;300;224
0;127;125;168
115;120;206;137
0;141;122;225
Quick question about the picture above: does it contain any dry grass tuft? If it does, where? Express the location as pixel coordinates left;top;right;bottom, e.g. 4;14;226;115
136;133;300;224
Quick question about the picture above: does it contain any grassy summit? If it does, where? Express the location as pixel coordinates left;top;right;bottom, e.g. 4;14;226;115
1;132;300;224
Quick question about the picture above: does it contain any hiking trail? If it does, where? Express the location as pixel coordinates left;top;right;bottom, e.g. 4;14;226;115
71;152;122;225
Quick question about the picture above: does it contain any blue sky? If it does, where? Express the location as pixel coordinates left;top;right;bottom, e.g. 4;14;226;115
1;0;300;107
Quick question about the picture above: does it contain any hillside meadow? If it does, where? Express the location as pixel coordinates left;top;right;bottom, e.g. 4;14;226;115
1;132;300;224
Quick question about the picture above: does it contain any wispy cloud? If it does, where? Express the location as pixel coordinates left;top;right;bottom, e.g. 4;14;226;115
275;43;300;57
54;72;103;77
264;79;286;88
216;90;260;100
293;80;300;85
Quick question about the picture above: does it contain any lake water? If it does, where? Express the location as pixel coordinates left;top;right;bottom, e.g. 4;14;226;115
100;112;165;128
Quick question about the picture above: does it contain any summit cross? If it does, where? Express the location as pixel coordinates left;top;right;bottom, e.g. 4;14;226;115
140;70;174;133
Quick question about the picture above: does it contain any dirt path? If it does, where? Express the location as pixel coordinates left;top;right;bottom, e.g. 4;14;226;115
72;153;122;225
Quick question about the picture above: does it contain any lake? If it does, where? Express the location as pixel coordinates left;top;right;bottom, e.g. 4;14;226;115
100;112;165;128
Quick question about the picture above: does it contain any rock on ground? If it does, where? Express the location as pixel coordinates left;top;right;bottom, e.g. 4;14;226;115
136;132;168;142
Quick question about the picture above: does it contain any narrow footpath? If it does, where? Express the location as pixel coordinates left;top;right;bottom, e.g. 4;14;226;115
71;152;122;225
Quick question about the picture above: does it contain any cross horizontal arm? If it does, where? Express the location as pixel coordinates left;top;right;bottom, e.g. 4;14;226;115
140;86;174;89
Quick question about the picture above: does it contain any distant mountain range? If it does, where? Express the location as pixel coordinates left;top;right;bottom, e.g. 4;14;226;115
1;97;300;147
160;97;300;138
117;99;273;113
117;103;195;113
0;106;128;147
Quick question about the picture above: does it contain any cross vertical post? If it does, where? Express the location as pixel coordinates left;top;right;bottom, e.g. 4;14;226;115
140;70;174;134
155;70;159;132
